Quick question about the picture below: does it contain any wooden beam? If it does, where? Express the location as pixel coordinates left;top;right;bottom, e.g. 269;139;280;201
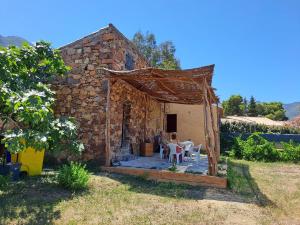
205;79;219;162
203;79;218;175
157;80;177;95
101;166;227;188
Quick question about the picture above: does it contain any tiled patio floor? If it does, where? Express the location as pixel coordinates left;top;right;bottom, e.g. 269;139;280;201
119;153;208;174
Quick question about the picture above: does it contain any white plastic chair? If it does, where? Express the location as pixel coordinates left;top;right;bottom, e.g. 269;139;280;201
159;144;164;159
188;144;202;162
180;141;194;157
168;143;183;164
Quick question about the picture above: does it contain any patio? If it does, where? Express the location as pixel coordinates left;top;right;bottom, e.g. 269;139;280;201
119;153;209;174
101;65;220;176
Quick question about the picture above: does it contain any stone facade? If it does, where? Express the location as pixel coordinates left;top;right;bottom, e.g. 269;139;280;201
54;23;219;165
54;24;160;164
110;80;162;161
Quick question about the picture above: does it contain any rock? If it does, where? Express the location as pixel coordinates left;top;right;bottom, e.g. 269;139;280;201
75;59;82;64
87;64;94;70
84;47;91;53
67;48;76;55
84;58;89;64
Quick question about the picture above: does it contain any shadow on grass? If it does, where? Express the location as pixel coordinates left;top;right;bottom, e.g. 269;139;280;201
99;169;258;205
0;172;87;225
227;159;276;207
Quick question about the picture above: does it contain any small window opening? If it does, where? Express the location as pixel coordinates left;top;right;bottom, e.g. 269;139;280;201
166;114;177;133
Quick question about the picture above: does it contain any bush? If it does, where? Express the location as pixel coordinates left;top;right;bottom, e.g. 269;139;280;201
57;162;90;190
229;133;280;162
0;175;9;190
228;133;300;162
242;134;279;162
280;141;300;162
228;136;244;159
221;121;300;134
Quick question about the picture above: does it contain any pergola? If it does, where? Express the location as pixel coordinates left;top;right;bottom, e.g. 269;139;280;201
100;64;220;176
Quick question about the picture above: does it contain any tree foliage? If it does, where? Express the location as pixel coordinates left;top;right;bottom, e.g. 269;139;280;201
222;95;288;121
248;96;258;116
222;95;245;116
0;41;84;154
132;31;180;70
257;102;287;121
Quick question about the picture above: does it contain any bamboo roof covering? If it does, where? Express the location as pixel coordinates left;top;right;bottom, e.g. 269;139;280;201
100;64;218;104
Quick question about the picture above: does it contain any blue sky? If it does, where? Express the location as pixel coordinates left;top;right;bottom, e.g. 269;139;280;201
1;0;299;103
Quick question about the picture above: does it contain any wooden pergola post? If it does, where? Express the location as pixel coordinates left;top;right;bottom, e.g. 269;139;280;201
203;79;218;176
105;78;111;166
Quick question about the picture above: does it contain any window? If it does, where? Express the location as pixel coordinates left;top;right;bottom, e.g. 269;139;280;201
166;114;177;133
125;52;135;70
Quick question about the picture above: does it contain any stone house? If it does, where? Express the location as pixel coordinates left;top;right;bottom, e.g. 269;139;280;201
54;24;220;174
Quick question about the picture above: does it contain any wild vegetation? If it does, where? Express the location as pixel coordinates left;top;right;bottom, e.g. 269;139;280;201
57;162;90;191
222;95;288;121
0;42;83;154
0;160;299;225
221;121;300;134
227;133;300;162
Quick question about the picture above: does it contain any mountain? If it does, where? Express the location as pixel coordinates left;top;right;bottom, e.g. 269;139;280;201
284;102;300;120
0;35;30;47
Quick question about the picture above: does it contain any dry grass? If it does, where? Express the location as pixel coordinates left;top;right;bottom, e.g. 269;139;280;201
0;160;300;225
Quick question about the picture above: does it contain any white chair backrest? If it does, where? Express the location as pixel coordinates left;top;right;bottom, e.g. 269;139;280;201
168;143;178;155
194;144;202;152
186;142;194;151
180;141;194;150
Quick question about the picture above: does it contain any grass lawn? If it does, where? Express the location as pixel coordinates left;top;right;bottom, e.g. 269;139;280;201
1;160;300;225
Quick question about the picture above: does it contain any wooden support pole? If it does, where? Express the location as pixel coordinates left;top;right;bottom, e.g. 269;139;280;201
105;79;111;166
203;79;218;176
215;102;221;161
205;80;219;162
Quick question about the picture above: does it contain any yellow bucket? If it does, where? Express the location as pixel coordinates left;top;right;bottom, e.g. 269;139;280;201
12;147;45;176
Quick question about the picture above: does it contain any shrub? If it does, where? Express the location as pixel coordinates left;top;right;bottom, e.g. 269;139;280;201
280;141;300;162
228;136;244;159
242;133;279;162
229;133;280;162
221;121;300;134
57;162;90;190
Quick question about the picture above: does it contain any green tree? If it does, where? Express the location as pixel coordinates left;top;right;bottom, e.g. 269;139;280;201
256;103;265;115
248;96;258;116
0;42;84;154
222;95;244;116
262;102;288;121
243;97;248;115
132;31;180;69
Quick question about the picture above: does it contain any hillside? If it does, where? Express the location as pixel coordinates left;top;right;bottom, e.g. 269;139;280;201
0;35;30;47
284;102;300;120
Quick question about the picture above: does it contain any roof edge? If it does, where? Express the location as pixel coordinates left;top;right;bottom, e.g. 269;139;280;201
58;24;149;66
58;24;110;49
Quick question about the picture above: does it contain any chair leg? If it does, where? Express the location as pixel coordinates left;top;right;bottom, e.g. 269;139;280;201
195;152;200;162
176;154;180;164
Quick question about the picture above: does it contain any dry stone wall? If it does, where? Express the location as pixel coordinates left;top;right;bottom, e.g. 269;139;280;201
109;79;162;161
54;24;148;163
